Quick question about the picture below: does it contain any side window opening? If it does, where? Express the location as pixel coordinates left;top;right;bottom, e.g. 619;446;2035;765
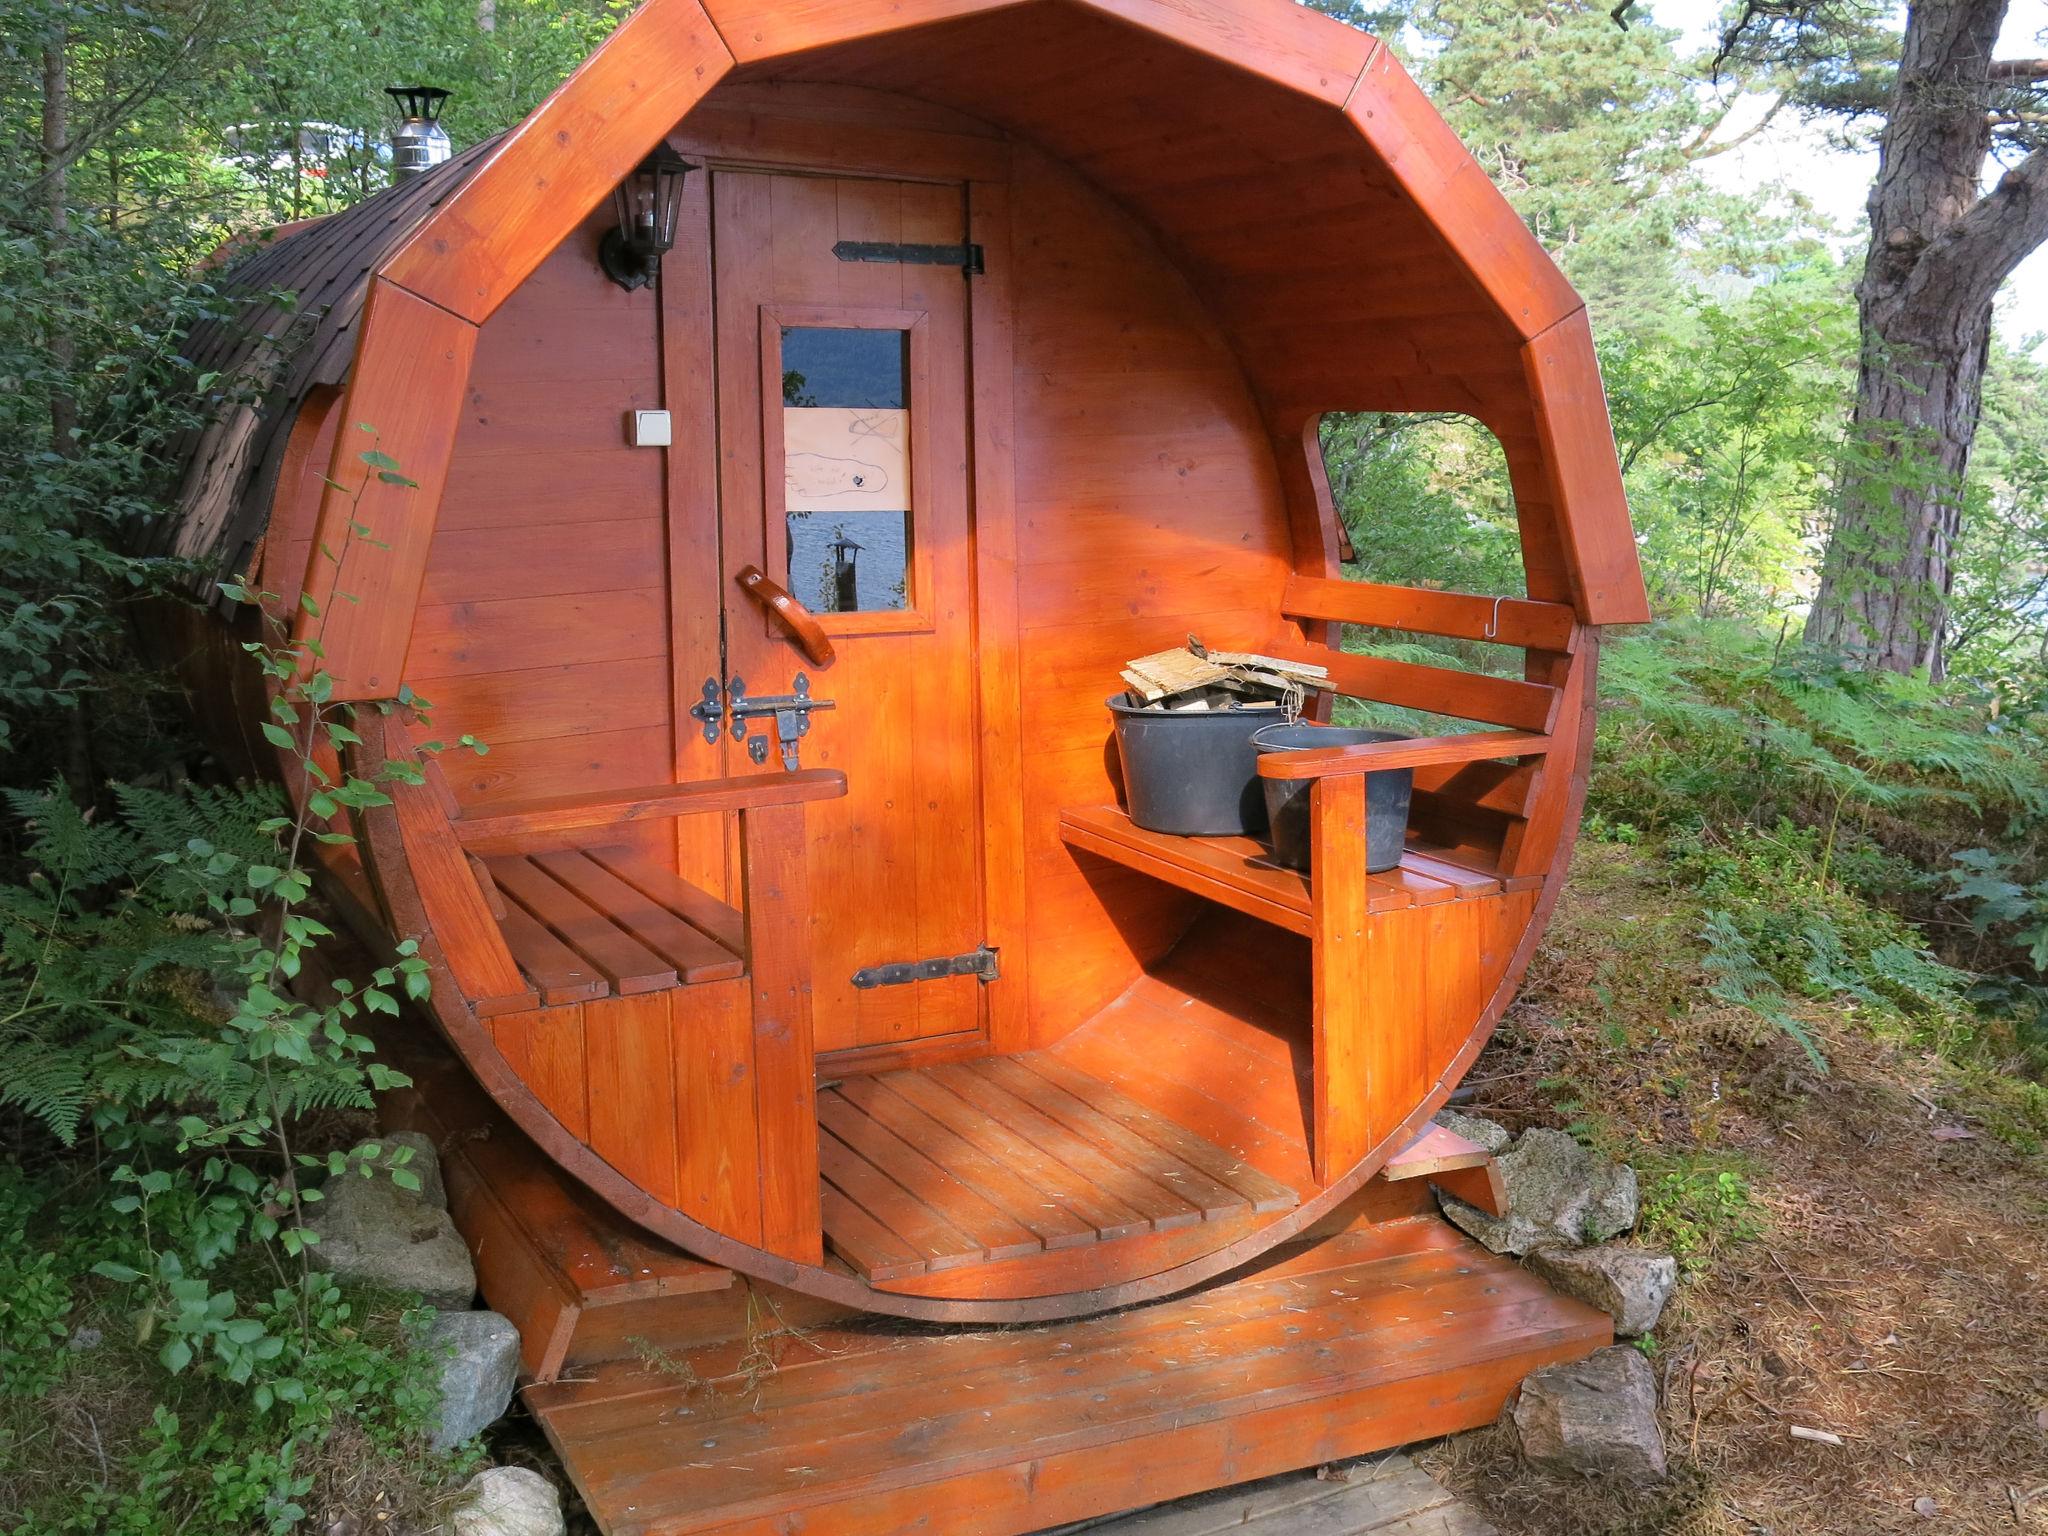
1314;411;1531;738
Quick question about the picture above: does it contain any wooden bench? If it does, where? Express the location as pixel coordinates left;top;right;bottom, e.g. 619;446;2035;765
1059;805;1539;938
353;716;848;1264
1061;576;1587;1184
382;763;846;1016
438;772;845;1012
471;847;745;1005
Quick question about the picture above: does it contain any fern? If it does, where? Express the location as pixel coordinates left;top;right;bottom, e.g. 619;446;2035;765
0;783;282;1143
1701;910;1831;1072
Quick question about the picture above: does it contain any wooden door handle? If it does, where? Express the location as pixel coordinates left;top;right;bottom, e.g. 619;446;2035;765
735;565;835;668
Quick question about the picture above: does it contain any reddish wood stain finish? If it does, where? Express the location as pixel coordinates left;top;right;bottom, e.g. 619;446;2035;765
155;0;1643;1351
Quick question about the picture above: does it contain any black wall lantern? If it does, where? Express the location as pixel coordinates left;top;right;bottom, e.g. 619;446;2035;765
599;145;696;291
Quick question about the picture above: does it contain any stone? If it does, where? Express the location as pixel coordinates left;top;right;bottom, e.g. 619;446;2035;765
1512;1346;1667;1483
1439;1128;1637;1255
1527;1244;1678;1337
446;1467;565;1536
425;1310;521;1452
1432;1108;1512;1154
361;1130;447;1209
306;1137;475;1308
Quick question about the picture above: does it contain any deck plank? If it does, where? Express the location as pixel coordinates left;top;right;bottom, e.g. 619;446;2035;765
529;1218;1607;1535
1012;1054;1299;1214
876;1070;1155;1244
924;1063;1208;1232
817;1092;1043;1261
832;1075;1100;1250
817;1127;982;1270
1078;1453;1471;1535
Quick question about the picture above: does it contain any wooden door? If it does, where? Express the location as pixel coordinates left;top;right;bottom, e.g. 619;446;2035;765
708;170;984;1058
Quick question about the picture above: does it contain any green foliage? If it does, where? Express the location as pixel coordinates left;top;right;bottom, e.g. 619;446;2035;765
0;780;283;1141
1603;274;1858;621
1948;847;2048;975
1567;621;2048;1140
1637;1156;1762;1273
0;1167;450;1535
0;446;486;1527
1319;413;1524;598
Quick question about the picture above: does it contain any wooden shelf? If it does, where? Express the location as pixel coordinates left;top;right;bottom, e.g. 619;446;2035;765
1058;805;1535;938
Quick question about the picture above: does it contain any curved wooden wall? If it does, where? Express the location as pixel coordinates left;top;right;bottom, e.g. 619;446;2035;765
1003;143;1295;1046
142;0;1649;1322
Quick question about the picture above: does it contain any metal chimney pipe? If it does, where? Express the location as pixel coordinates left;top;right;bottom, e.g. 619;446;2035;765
386;86;451;182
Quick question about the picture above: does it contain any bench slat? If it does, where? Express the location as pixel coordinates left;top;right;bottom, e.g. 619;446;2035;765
595;849;748;957
489;856;679;996
1282;574;1577;652
533;850;743;984
1267;644;1559;732
493;896;609;1006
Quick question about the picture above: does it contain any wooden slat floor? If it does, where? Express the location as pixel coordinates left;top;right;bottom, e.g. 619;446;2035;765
817;1053;1301;1281
525;1215;1609;1536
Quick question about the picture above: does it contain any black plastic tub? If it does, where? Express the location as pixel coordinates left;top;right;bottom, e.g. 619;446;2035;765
1107;694;1278;836
1251;723;1413;873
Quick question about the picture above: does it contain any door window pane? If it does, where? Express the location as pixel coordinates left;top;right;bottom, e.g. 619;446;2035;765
781;326;911;613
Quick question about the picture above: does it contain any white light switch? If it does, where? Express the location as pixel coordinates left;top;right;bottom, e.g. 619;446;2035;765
630;409;672;447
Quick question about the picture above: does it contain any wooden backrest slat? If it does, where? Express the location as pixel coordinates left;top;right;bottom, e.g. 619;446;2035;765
1281;574;1576;652
1268;643;1560;733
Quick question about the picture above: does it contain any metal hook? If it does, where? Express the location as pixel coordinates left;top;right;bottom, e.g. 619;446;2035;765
1483;594;1506;642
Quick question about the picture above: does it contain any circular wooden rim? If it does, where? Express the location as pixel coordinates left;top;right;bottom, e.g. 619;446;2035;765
355;659;1596;1323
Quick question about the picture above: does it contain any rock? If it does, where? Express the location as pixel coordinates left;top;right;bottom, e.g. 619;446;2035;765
1433;1108;1512;1154
426;1310;521;1452
446;1467;565;1536
1512;1346;1667;1483
1527;1244;1678;1337
307;1137;475;1308
361;1130;447;1208
1439;1128;1637;1255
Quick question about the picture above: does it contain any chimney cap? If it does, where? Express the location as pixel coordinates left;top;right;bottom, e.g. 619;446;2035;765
385;86;451;120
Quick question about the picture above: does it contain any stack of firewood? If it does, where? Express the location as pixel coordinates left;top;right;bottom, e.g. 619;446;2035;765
1119;638;1329;713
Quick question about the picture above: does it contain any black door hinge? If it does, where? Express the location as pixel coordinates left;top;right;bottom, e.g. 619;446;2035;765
851;946;999;989
832;239;985;277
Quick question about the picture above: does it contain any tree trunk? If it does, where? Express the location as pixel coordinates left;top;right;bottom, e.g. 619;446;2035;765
42;19;76;455
1807;301;1991;676
1804;0;2048;676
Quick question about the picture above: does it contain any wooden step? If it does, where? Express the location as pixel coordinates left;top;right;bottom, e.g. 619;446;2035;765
526;1216;1610;1536
1382;1122;1509;1216
1058;805;1538;937
816;1054;1301;1282
378;1037;735;1383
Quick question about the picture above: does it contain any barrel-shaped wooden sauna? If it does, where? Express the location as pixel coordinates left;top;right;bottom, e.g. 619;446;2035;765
154;0;1649;1324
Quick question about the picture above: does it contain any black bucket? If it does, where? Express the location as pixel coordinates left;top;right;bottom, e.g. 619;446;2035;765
1251;723;1413;874
1107;694;1278;836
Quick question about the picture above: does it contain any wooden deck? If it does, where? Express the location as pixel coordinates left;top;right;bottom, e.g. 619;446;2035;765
527;1216;1609;1536
817;1055;1300;1282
